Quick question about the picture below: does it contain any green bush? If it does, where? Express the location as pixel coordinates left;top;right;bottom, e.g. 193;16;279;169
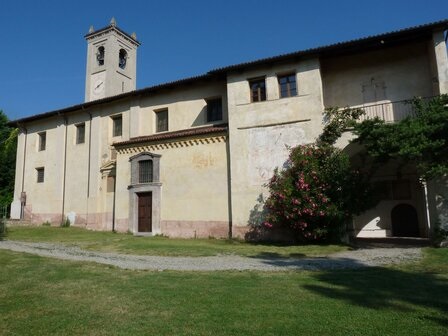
263;144;374;242
0;217;7;240
60;217;70;228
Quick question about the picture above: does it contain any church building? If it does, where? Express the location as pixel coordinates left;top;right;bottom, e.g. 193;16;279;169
9;19;448;239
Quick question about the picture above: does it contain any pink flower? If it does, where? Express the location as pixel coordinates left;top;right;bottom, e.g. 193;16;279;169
263;222;273;229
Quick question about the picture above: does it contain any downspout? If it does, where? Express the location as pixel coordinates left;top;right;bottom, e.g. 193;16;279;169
420;179;432;237
226;131;233;239
112;165;117;232
86;109;93;227
60;114;68;224
19;124;28;220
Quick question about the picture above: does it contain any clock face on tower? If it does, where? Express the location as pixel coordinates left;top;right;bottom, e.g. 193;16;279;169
90;72;106;100
93;79;104;94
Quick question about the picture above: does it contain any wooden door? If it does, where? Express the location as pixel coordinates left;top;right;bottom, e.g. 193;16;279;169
138;193;152;232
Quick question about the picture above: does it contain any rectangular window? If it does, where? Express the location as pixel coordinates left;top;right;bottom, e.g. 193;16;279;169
139;160;153;183
76;123;85;144
278;73;297;98
36;167;45;183
206;98;223;122
106;176;115;193
156;109;168;133
38;132;46;151
249;78;266;102
112;115;122;137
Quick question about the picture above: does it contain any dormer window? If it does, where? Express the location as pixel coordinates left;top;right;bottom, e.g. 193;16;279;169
119;49;127;69
97;46;105;66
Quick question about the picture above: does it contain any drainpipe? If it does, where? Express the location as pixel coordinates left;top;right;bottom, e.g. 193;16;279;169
420;179;432;237
60;114;68;224
112;165;117;232
19;124;28;220
86;109;93;227
225;132;233;239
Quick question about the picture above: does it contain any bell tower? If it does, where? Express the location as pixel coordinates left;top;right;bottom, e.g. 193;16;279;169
85;18;140;102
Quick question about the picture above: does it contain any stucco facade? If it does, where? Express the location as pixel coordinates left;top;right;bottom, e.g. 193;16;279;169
9;20;448;239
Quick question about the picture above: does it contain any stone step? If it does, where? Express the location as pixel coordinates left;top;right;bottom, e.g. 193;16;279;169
353;237;431;248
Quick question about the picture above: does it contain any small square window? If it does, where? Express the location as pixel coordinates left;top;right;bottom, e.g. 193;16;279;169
38;132;46;151
249;78;266;102
36;167;45;183
76;123;85;144
278;73;297;98
156;109;168;133
206;98;223;122
139;160;153;183
112;115;122;137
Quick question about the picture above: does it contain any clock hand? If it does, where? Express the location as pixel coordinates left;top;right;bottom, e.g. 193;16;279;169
95;82;103;89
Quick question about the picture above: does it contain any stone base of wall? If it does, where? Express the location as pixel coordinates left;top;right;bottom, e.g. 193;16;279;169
161;220;243;238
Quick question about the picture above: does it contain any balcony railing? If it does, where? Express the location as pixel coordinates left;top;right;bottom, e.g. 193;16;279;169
352;97;433;123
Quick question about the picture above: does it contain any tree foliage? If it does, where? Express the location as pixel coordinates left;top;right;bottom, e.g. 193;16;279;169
318;106;365;146
352;95;448;179
0;110;17;205
263;144;373;242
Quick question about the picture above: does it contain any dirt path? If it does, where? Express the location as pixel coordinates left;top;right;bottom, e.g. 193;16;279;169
0;240;422;271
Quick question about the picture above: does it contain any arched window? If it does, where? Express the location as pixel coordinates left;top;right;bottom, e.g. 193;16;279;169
119;49;127;69
96;46;105;66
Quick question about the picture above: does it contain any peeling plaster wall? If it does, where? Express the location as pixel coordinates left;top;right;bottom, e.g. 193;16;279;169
226;58;324;227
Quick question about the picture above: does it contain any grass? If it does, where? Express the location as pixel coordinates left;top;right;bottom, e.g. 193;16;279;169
0;248;447;335
6;226;350;257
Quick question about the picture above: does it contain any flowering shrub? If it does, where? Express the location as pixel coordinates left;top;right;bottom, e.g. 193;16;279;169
263;144;373;242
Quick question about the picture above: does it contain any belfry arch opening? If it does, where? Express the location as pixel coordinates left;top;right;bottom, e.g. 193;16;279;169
97;46;105;66
119;49;127;69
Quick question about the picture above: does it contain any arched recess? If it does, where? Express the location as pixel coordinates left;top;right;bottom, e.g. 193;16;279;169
391;203;420;237
344;144;426;238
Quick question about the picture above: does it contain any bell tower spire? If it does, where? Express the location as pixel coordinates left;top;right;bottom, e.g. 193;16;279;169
84;19;140;102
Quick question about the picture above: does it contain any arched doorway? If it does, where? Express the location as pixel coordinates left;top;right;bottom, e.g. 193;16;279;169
391;204;420;237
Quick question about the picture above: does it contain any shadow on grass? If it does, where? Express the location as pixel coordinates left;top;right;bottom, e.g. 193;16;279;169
303;267;448;326
249;254;369;269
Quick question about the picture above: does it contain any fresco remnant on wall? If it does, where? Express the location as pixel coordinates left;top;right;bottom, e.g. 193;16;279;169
248;123;307;185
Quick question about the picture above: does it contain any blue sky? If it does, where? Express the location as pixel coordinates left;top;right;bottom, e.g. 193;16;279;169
1;0;447;120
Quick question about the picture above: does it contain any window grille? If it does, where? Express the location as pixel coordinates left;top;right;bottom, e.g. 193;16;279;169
139;160;153;183
36;167;45;183
206;98;223;122
156;109;168;132
112;115;122;137
76;123;85;144
38;132;46;151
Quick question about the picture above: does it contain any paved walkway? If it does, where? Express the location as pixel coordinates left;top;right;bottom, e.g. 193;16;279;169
0;240;422;271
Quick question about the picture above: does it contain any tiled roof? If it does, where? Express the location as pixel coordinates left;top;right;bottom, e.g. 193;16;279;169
113;124;228;147
8;19;448;126
208;19;448;73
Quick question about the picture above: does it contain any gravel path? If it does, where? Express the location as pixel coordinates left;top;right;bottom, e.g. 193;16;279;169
0;240;422;271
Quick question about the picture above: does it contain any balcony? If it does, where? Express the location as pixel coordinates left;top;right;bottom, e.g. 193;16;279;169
354;97;432;123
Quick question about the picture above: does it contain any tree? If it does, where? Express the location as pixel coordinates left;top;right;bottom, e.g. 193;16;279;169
0;110;17;206
352;95;448;179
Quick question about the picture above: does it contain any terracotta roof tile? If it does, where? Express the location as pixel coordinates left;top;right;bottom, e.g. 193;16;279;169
113;124;228;147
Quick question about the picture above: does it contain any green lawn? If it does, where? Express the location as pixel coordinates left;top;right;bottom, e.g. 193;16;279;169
0;248;447;335
6;226;350;257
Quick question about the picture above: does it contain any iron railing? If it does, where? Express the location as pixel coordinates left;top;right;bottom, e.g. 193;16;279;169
0;204;9;219
351;97;433;123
